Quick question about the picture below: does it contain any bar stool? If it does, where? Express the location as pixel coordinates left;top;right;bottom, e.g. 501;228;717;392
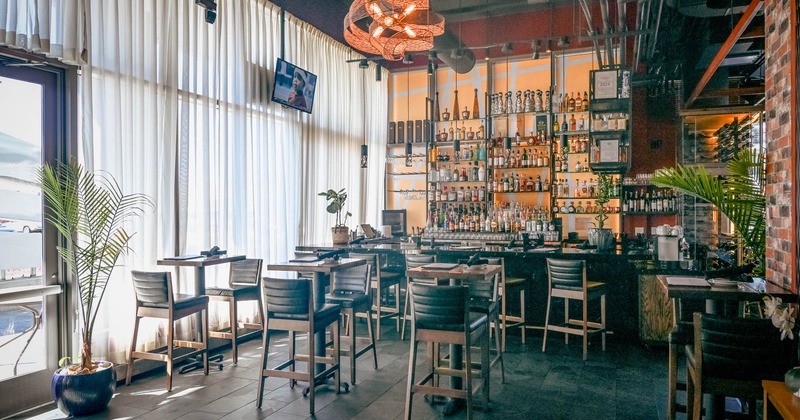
404;283;490;420
257;277;341;415
400;254;436;340
485;257;527;351
206;258;264;365
542;258;606;360
324;264;377;384
348;252;402;340
667;298;703;419
126;271;209;392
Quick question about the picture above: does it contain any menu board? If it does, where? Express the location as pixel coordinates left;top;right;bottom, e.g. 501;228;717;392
599;139;619;162
593;70;618;99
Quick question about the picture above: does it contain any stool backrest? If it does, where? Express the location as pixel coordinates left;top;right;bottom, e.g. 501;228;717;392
696;312;797;381
229;258;263;286
411;283;468;331
348;252;379;276
131;270;172;305
546;258;585;289
405;254;435;281
263;277;311;318
331;264;371;295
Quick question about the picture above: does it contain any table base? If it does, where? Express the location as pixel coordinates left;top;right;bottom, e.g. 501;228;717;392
179;353;224;374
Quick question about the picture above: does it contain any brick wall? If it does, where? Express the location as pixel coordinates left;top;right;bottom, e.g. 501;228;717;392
764;0;796;289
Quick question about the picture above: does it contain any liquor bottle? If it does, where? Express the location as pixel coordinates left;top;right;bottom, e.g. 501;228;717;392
537;151;544;167
576;201;584;214
521;149;529;167
568;92;576;112
472;88;480;119
557;93;564;113
442;107;450;121
575;91;583;112
570;114;577;131
582;91;589;111
562;92;569;113
452;90;460;120
553;202;560;214
434;92;441;121
462;106;470;120
583;158;589;172
478;125;485;140
562;114;568;132
478;164;485;182
553;117;560;132
568;202;575;213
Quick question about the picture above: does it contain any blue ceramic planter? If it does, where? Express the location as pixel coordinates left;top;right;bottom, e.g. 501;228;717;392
51;363;116;416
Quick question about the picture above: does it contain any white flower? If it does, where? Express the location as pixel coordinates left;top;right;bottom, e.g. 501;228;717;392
764;296;782;317
772;307;796;340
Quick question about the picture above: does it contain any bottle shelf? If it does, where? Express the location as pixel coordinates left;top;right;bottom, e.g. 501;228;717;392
387;172;426;175
431;200;489;204
553;212;618;216
589;129;629;135
621;211;678;215
430;160;487;165
387;142;427;148
491;110;551;118
555;130;590;136
488;166;550;171
433;139;485;146
431;180;486;184
434;117;485;124
554;170;593;174
488;139;552;148
490;191;549;194
552;196;621;200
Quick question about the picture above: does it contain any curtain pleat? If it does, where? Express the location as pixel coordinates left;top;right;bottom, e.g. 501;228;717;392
0;0;88;64
77;0;387;363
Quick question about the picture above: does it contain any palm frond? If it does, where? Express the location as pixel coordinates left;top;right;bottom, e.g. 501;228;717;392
652;150;765;270
39;159;153;369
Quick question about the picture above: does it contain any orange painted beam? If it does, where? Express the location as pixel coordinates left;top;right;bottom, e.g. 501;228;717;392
684;0;764;109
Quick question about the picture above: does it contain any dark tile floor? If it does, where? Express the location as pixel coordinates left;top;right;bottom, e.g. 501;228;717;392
23;324;672;420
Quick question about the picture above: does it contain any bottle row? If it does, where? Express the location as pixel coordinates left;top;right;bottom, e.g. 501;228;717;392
622;190;678;213
555;91;590;113
426;203;558;237
551;178;621;199
552;201;619;215
428;185;488;203
434;89;481;122
489;89;551;115
435;125;486;141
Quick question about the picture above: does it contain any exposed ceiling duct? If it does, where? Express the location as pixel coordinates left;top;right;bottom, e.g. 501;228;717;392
433;30;476;74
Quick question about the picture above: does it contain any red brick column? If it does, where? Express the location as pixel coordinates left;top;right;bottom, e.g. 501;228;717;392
764;0;797;290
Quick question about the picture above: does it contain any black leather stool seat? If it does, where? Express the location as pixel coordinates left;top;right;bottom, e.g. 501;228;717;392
142;294;209;310
553;281;606;293
417;312;488;332
269;303;340;325
205;284;260;298
326;292;370;310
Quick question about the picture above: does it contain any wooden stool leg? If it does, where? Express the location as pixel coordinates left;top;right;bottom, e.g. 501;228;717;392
333;321;341;393
349;308;357;384
230;298;238;365
256;323;270;408
401;287;410;340
404;330;418;420
501;284;508;352
395;283;402;332
667;342;678;420
375;283;382;340
367;309;378;370
202;308;210;375
600;294;607;352
542;292;552;352
308;329;315;415
564;298;570;345
582;297;589;361
520;289;526;344
494;320;505;383
289;331;296;388
126;315;140;385
482;326;490;406
166;316;174;392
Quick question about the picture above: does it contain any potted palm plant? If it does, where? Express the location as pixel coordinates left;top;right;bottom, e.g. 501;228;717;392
318;188;352;244
41;160;152;416
588;173;615;250
651;149;765;274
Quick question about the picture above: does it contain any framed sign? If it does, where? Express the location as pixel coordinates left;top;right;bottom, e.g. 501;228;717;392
594;70;619;100
599;139;619;162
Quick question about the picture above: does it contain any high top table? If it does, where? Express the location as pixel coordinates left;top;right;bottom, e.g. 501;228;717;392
158;254;246;372
659;275;798;418
405;263;502;416
267;257;366;390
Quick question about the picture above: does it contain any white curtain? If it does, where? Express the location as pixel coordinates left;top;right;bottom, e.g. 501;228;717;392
79;0;388;363
0;0;88;64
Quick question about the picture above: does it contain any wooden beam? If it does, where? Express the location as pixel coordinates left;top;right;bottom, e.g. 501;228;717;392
699;86;764;98
683;0;764;109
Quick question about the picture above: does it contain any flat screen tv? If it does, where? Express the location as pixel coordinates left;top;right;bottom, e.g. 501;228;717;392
271;57;317;114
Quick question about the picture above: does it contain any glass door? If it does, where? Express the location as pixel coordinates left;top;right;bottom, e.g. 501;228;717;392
0;61;69;417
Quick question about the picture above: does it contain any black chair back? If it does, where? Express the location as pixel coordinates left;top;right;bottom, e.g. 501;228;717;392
348;252;379;275
698;313;797;381
229;259;263;286
331;264;371;295
264;277;311;318
546;258;585;289
406;254;435;268
131;270;172;305
411;283;467;331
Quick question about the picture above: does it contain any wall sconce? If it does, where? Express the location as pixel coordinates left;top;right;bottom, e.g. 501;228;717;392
402;53;414;64
546;40;553;53
532;40;541;60
358;59;369;69
361;144;369;168
376;64;382;81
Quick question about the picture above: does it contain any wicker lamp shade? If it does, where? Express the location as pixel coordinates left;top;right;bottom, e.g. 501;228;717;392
344;0;444;61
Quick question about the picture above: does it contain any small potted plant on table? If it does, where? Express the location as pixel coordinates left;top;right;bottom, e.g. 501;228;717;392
588;173;615;250
41;160;152;416
319;188;352;244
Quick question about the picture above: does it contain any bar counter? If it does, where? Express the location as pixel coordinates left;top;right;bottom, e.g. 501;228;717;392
297;241;692;339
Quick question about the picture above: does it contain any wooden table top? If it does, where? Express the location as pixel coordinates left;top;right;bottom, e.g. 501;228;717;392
406;264;502;281
763;380;800;418
268;258;366;273
657;275;798;302
157;254;246;267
